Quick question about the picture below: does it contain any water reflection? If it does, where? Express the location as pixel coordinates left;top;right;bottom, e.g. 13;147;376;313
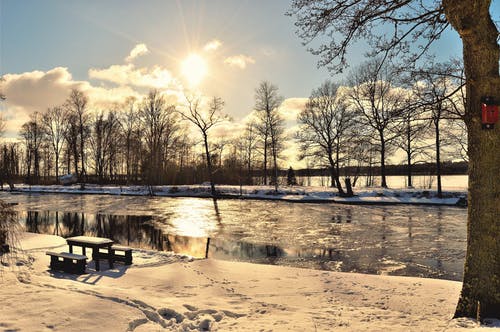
6;192;467;281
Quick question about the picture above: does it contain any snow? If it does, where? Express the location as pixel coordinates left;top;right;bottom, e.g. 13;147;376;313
4;184;467;206
1;232;497;331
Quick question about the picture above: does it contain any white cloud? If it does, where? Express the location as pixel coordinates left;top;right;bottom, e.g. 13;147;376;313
1;105;31;138
83;85;141;110
260;47;277;57
89;64;179;89
279;98;307;122
209;119;239;140
2;67;81;110
0;67;146;138
223;55;255;69
125;43;149;62
203;39;222;52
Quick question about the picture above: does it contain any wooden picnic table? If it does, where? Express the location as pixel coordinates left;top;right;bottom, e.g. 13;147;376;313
66;236;114;271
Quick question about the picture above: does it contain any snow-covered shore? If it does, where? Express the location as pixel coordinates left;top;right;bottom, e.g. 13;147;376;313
4;184;467;206
1;232;497;331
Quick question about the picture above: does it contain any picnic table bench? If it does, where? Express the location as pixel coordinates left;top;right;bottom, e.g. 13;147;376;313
97;245;133;265
46;251;87;274
66;236;114;271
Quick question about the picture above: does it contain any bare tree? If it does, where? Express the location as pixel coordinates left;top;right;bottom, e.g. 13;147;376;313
347;59;404;188
413;70;460;197
297;81;354;195
343;130;378;187
0;143;19;190
446;118;468;162
89;111;121;183
20;112;45;184
161;111;182;183
42;106;67;183
0;115;10;189
240;121;259;184
213;137;229;170
65;89;89;185
139;90;178;186
443;65;468;162
63;112;80;177
254;81;284;191
394;91;430;188
119;97;142;183
181;94;228;197
288;0;500;319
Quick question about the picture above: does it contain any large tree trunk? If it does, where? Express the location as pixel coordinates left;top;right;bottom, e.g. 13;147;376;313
443;0;500;319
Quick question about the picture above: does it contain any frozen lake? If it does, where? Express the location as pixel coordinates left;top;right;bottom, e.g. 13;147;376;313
1;192;467;281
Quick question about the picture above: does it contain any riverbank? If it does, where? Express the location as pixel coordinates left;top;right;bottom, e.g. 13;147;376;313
3;184;467;206
1;232;497;331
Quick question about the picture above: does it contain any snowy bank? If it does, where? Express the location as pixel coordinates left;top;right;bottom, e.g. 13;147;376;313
1;232;497;331
4;184;467;206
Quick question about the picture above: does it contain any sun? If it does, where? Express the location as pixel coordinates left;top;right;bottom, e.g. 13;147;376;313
181;54;207;87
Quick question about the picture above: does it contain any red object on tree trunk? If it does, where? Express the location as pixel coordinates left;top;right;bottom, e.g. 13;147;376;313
481;96;499;129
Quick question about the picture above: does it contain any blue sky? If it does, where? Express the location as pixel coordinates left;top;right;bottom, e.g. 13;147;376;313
1;1;336;112
1;0;499;164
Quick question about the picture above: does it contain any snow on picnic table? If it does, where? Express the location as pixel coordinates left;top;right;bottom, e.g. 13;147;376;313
4;184;467;206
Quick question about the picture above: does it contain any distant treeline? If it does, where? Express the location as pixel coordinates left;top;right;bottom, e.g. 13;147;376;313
2;161;466;187
290;161;468;178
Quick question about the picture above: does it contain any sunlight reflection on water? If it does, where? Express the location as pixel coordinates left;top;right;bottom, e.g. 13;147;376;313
160;197;219;237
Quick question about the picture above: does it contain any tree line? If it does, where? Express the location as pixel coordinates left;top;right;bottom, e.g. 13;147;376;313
1;60;466;197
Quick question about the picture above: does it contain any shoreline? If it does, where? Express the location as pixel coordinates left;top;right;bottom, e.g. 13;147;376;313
2;184;467;207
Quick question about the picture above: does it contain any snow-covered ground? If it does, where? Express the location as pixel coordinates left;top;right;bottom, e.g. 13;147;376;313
1;232;498;331
4;184;467;206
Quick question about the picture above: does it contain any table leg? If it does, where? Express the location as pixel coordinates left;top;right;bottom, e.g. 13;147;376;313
93;248;100;271
108;245;114;269
82;247;86;256
69;244;73;253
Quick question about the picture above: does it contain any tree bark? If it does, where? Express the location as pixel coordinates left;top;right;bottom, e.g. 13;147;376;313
79;117;86;186
328;152;345;195
443;0;500;319
272;139;279;192
434;119;443;198
203;133;216;197
406;120;413;188
72;141;79;177
379;131;387;188
263;137;268;185
406;150;412;188
55;153;59;184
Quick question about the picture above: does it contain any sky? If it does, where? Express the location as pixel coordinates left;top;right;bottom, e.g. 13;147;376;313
1;0;499;166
